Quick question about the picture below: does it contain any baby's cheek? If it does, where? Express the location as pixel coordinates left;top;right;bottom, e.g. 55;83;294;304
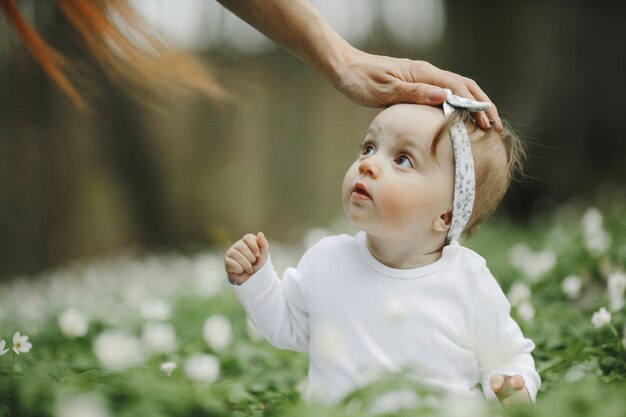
378;187;421;225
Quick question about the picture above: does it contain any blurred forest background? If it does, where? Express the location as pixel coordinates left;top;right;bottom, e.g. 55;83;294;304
0;0;625;280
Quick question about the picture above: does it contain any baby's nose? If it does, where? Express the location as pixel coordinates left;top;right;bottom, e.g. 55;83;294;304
359;158;379;178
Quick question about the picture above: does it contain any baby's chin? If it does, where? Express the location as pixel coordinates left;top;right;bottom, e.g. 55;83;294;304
342;206;372;232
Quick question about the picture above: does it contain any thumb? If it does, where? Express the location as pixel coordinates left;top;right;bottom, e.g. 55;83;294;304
257;232;269;258
394;81;447;105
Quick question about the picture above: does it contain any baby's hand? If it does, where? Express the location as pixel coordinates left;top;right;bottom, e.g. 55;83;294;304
490;374;531;408
225;232;269;285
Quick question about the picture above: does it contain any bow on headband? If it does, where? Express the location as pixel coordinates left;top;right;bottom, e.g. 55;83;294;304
441;89;491;243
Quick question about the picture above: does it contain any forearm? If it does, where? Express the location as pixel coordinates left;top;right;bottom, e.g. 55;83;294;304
216;0;353;86
230;257;309;351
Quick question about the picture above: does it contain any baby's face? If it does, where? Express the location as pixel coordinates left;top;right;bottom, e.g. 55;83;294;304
342;104;455;242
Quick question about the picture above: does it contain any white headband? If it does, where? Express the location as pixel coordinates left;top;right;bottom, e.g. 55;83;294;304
442;89;491;243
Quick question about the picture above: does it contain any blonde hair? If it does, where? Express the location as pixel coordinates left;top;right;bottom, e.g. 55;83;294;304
0;0;226;110
430;111;525;238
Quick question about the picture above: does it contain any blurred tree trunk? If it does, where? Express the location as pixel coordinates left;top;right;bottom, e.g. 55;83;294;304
0;56;56;278
95;91;175;249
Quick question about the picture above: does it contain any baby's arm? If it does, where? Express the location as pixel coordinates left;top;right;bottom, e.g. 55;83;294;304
473;270;541;407
224;233;309;352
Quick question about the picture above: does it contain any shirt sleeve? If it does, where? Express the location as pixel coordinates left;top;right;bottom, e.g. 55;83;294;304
472;268;541;403
229;255;309;352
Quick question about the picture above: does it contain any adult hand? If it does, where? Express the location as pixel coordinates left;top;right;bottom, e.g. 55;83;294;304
333;48;502;131
489;373;531;408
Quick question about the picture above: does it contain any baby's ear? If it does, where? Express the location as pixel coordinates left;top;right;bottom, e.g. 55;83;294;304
432;209;452;232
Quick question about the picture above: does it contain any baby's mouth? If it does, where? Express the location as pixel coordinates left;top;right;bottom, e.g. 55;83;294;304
352;182;372;199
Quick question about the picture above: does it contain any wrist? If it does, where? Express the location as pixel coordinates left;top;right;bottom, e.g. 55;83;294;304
228;275;248;286
320;39;360;87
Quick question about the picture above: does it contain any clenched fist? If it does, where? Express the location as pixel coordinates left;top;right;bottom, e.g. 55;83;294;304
225;232;269;285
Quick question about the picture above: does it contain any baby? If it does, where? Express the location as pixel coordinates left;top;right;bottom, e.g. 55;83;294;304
224;95;540;407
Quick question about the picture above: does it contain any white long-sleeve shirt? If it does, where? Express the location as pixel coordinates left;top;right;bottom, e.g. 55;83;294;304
230;232;540;404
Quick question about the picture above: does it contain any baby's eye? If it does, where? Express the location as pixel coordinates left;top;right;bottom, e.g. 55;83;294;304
395;155;413;168
360;144;375;156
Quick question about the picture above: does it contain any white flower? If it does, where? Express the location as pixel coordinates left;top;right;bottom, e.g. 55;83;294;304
184;354;220;383
581;208;611;255
607;271;626;298
507;282;531;307
55;394;111;417
160;361;177;376
140;300;171;321
508;244;556;281
508;243;531;268
591;307;611;328
93;330;144;371
0;340;9;356
383;295;409;322
191;255;225;298
369;390;419;415
581;207;603;234
607;272;626;311
440;392;488;417
517;302;535;322
563;363;589;382
203;315;233;352
561;275;583;299
585;230;611;254
58;308;88;338
609;294;624;312
12;332;32;355
142;323;177;354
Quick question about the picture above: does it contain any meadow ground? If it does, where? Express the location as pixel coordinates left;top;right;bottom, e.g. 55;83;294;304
1;201;625;417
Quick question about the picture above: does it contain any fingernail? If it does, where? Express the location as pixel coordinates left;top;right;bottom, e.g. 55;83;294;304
428;88;446;101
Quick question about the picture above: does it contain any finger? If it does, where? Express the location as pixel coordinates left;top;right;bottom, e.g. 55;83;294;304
433;70;476;102
227;247;254;274
456;74;502;132
441;71;496;130
243;234;260;257
257;232;269;258
399;61;497;130
402;60;471;101
391;81;447;106
509;375;526;390
395;59;499;131
225;257;244;275
489;373;506;393
234;239;257;264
